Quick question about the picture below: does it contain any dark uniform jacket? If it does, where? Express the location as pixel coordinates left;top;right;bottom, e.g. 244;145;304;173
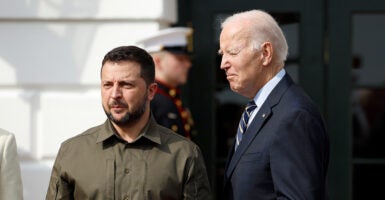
151;80;195;139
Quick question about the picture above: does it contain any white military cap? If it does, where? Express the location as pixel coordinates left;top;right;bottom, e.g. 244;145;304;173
136;27;193;54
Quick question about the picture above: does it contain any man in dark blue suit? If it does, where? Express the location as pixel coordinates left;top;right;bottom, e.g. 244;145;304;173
218;10;329;199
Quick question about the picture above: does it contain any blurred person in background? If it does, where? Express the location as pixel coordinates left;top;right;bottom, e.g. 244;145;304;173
137;27;196;140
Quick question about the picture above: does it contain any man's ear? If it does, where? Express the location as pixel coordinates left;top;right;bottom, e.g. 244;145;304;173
260;42;273;66
147;82;158;100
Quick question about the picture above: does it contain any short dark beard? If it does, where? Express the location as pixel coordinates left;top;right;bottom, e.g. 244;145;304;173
103;96;147;126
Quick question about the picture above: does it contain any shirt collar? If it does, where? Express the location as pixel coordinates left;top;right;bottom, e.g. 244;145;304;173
96;120;115;143
96;115;162;145
253;68;286;107
140;115;162;144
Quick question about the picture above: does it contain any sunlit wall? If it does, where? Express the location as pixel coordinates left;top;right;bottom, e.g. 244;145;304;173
0;0;177;199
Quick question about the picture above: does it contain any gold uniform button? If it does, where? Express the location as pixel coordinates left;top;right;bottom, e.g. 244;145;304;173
181;111;188;118
171;125;178;132
169;89;176;97
184;124;191;131
175;100;182;106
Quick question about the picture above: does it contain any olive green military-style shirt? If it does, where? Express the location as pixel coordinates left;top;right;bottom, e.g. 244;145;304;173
45;116;211;200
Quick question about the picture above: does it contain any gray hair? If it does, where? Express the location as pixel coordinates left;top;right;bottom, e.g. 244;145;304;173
221;10;288;64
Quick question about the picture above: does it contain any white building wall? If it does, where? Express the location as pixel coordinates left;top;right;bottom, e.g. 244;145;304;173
0;0;178;199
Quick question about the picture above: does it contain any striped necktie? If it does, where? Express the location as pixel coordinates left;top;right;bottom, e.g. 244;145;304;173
235;101;257;151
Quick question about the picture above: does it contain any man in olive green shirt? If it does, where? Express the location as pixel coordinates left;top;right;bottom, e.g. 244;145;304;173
46;46;212;200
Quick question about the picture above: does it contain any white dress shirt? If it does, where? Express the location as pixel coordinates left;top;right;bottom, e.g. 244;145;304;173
248;69;286;125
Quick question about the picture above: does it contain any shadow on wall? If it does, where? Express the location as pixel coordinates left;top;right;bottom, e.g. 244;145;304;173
0;1;101;200
0;0;102;155
0;0;100;84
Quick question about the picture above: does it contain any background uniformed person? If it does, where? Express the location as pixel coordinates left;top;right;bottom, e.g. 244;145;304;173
136;27;196;139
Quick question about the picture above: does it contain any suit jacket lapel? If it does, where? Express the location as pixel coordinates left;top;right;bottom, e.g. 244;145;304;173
224;73;294;181
225;106;271;179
